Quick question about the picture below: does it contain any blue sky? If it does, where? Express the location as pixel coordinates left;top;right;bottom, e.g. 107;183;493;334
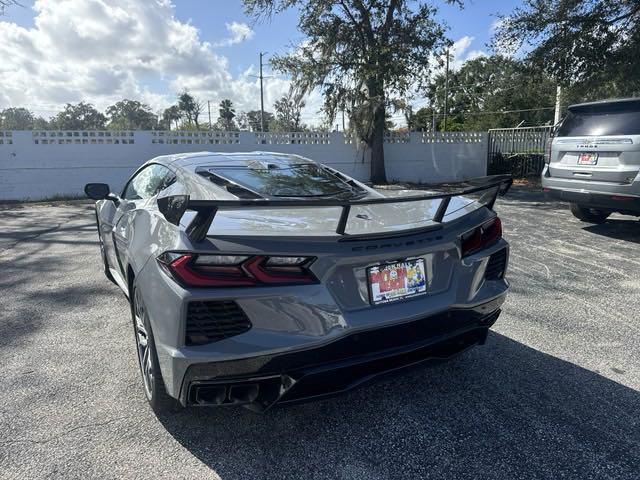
0;0;522;124
170;0;521;75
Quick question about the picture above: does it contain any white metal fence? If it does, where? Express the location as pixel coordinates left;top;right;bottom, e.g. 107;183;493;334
487;126;553;178
0;130;488;201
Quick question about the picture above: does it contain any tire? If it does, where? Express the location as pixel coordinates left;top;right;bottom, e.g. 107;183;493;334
131;285;178;414
570;203;611;224
94;211;116;284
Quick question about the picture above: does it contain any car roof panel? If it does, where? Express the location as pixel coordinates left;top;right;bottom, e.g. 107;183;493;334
168;151;316;171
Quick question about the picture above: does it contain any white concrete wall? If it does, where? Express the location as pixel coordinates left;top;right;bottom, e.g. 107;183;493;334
0;130;487;201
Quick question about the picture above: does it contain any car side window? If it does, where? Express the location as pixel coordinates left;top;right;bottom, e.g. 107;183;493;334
123;164;175;201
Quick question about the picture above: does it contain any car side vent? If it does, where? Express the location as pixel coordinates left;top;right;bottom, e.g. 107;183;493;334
485;248;507;280
186;301;252;345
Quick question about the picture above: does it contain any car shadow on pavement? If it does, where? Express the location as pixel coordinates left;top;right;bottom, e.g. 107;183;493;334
155;333;640;480
582;220;640;244
501;188;569;211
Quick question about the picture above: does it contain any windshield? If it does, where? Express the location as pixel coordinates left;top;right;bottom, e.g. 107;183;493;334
210;164;362;198
557;102;640;136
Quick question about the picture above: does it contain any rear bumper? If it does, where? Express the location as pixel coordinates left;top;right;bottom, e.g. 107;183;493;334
542;164;640;208
178;299;502;410
543;187;640;214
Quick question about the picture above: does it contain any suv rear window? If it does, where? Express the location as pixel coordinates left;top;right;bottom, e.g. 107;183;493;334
211;164;363;198
557;101;640;136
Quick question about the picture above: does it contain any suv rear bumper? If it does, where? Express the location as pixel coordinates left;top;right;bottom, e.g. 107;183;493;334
542;164;640;213
542;165;640;195
543;187;640;214
177;299;503;410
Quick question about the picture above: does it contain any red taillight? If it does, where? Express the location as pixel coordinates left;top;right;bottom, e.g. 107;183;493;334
157;253;317;287
544;138;552;164
460;217;502;258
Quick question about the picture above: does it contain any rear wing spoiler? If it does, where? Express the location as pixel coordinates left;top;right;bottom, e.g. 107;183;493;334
157;174;512;243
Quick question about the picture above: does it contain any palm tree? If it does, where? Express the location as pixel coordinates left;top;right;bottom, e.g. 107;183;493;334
162;105;182;130
218;99;236;130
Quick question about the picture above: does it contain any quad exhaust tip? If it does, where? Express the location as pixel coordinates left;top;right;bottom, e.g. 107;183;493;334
194;385;227;405
194;384;259;405
229;384;259;403
190;376;290;409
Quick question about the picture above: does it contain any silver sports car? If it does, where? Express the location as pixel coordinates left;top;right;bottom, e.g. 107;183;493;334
85;152;511;413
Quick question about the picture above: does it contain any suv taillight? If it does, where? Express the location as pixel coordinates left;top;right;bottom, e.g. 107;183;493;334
157;253;317;287
460;217;502;258
544;137;552;164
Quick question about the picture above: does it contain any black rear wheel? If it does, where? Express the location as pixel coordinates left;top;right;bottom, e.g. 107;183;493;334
131;285;178;414
570;203;611;224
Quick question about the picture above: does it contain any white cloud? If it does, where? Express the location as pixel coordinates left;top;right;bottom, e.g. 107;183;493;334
0;0;304;123
449;36;487;70
465;49;488;62
223;21;254;46
1;2;482;129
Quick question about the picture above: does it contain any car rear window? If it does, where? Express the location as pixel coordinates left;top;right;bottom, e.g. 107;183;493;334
210;164;361;198
557;101;640;136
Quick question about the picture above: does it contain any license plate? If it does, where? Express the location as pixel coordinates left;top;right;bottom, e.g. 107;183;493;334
578;152;598;165
367;258;427;305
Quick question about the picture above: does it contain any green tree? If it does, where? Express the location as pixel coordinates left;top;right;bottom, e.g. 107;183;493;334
33;117;50;130
243;0;452;183
494;0;640;99
406;106;434;131
259;111;277;132
0;107;35;129
426;55;557;130
217;99;237;130
162;105;182;130
50;102;107;130
239;110;275;131
272;89;306;131
106;99;157;130
178;91;203;129
236;111;249;131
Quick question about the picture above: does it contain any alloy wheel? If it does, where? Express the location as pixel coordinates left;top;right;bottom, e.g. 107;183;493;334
134;288;154;400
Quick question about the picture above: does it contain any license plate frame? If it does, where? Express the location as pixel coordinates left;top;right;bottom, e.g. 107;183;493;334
577;152;598;165
367;258;427;305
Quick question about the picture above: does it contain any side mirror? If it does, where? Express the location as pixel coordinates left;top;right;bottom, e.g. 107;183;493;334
84;183;110;200
84;183;119;205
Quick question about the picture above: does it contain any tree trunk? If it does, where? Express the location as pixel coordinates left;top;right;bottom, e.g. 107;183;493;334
370;98;387;184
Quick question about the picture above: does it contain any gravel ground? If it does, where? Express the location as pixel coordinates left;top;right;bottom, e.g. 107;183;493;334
0;187;639;480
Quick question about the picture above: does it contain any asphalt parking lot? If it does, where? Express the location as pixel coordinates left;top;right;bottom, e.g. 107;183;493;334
1;186;639;480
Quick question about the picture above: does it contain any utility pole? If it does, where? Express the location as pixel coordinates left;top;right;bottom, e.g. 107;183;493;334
443;48;450;133
554;85;562;125
207;100;212;129
342;110;346;131
259;52;266;132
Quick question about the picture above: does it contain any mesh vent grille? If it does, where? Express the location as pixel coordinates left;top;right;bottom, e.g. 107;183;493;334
186;301;252;345
485;248;507;280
